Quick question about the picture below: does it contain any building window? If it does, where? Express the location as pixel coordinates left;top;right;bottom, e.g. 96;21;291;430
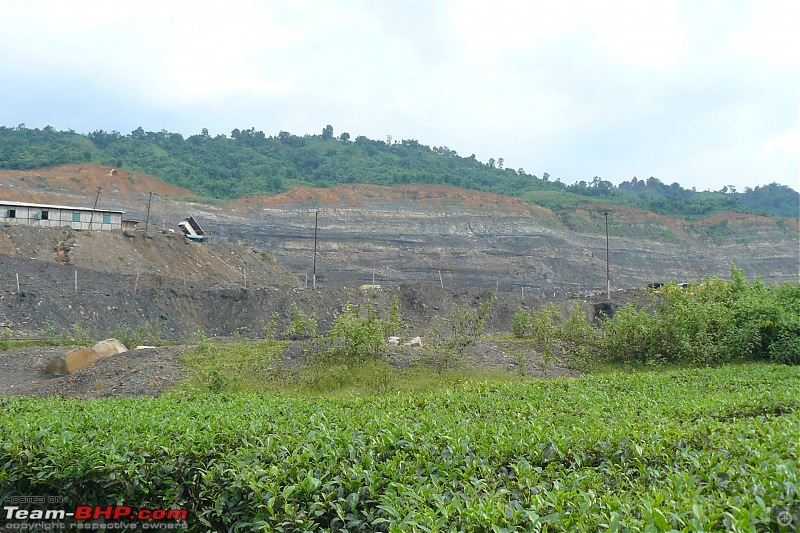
72;212;81;222
40;210;49;220
103;213;111;224
6;209;15;218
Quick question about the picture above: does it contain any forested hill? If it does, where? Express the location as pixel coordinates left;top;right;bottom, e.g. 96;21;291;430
1;125;797;219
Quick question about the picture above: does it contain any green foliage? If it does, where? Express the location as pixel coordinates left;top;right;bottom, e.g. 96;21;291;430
524;303;559;368
107;321;164;350
739;182;800;217
559;303;601;366
263;311;280;340
601;268;800;366
180;339;287;392
434;293;495;358
513;303;599;369
1;125;797;218
258;251;277;265
283;303;317;340
0;327;11;350
283;360;514;397
386;296;402;337
600;303;654;365
324;302;387;364
1;364;797;531
58;323;97;346
511;309;530;338
771;284;800;364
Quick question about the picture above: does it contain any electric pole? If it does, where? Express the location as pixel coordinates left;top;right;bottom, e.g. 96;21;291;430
312;210;319;289
144;191;153;231
89;185;102;231
604;212;610;299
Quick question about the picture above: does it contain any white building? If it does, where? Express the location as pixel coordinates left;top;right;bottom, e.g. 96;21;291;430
0;200;125;230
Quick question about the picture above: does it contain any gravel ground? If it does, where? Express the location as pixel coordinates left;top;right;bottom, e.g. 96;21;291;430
0;339;581;399
279;339;581;379
0;345;190;398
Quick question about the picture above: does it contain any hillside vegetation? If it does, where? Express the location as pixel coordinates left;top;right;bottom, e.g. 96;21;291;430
1;125;797;219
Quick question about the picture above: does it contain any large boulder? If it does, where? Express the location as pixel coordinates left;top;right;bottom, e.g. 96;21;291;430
45;348;101;376
93;338;128;357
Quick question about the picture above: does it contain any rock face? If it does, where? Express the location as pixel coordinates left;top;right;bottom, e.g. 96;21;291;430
0;183;796;341
93;338;128;357
1;181;796;293
43;340;126;376
45;347;101;376
212;191;799;292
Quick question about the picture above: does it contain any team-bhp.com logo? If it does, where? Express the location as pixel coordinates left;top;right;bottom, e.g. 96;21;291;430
4;503;187;530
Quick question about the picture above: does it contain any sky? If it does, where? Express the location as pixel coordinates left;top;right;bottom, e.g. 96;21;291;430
1;0;798;192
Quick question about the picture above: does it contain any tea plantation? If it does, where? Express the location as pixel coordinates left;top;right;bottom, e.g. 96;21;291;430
1;363;798;532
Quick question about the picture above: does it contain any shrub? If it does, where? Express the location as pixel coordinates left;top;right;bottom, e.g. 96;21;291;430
513;303;599;369
263;311;280;340
599;303;654;364
441;293;495;353
283;304;317;340
325;302;387;364
512;309;531;338
600;267;799;366
386;297;402;337
108;321;163;349
559;302;601;366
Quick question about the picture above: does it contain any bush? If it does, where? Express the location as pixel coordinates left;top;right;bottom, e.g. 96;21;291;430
263;311;280;340
440;293;495;353
599;303;654;364
323;302;391;365
108;321;163;349
283;304;317;340
513;303;599;368
600;267;799;366
559;302;601;366
425;294;496;371
512;309;532;338
386;297;403;337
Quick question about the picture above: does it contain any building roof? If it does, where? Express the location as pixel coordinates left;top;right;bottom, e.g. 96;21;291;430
0;200;125;214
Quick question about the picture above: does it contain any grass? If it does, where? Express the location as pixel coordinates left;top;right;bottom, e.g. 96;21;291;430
179;339;288;392
178;339;523;396
0;337;92;350
280;360;523;397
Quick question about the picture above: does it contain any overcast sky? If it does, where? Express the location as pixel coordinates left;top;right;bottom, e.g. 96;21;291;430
1;0;797;192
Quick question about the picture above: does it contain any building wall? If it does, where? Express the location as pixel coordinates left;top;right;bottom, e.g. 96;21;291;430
1;204;122;230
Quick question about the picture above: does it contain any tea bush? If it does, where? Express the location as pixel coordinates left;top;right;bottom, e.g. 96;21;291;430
1;364;797;531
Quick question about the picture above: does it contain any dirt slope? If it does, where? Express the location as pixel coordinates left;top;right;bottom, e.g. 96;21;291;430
0;164;195;203
0;224;300;291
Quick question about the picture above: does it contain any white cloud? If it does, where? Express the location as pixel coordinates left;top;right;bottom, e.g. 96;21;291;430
728;0;800;66
0;0;796;190
762;129;800;156
449;0;684;69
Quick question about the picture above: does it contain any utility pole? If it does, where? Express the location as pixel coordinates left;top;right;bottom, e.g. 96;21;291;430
144;191;153;231
312;210;319;289
604;212;611;299
89;186;102;231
